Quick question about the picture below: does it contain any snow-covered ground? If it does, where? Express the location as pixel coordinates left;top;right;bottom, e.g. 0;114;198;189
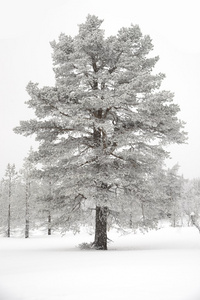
0;226;200;300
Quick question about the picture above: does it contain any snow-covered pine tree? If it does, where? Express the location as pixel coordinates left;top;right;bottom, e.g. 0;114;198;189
182;178;200;226
164;164;184;227
19;148;38;238
1;165;25;236
14;15;186;249
34;167;56;236
0;178;7;235
21;150;60;236
3;164;18;237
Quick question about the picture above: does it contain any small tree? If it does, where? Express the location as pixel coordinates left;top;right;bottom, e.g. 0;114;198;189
165;164;184;227
3;164;17;237
36;172;55;236
20;150;36;238
14;15;186;249
0;179;7;235
182;178;200;226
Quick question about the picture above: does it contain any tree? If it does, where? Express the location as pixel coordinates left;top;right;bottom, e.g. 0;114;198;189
164;164;184;227
14;15;186;249
19;150;57;237
19;149;37;238
35;169;56;236
182;178;200;226
1;165;27;236
3;164;17;237
0;178;7;235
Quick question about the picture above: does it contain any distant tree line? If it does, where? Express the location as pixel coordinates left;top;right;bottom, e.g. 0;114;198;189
0;154;199;238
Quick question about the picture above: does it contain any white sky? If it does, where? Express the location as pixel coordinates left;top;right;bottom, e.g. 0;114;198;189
0;0;200;179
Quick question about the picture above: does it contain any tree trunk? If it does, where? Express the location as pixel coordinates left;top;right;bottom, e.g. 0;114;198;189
172;205;176;227
48;213;51;235
48;180;52;236
7;179;11;238
7;203;11;238
25;181;30;238
92;120;108;250
93;206;108;250
141;201;146;226
129;212;133;228
25;219;29;238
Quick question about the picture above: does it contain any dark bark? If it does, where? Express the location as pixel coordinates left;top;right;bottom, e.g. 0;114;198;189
92;113;108;250
48;213;51;235
93;206;108;250
25;219;29;238
7;203;11;238
93;127;101;147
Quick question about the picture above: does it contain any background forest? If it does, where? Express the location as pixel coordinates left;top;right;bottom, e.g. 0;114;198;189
1;159;200;240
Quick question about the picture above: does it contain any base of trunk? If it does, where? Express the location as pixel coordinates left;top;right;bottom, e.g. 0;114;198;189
93;206;108;250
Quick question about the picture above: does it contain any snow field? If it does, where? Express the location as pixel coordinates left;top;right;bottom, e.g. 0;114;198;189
0;227;200;300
